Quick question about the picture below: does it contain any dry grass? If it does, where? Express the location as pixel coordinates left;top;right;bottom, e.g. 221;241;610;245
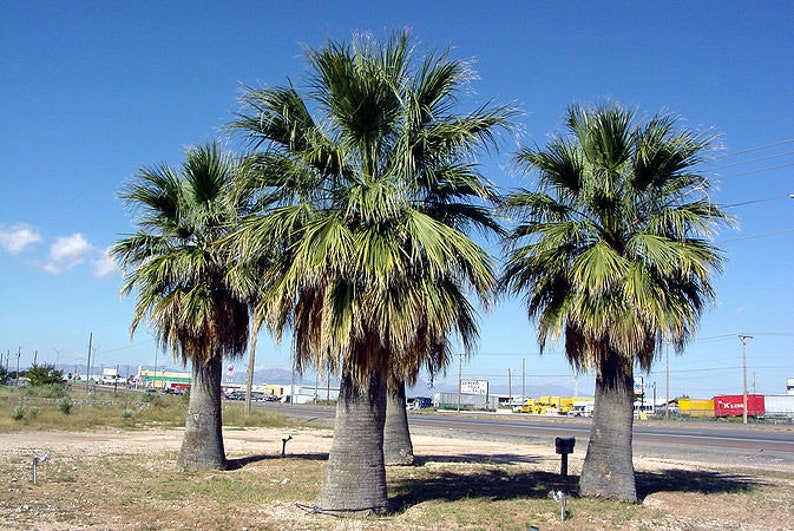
0;386;292;433
2;386;793;529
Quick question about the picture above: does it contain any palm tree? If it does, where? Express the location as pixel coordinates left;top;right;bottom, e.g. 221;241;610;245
112;142;251;470
502;103;731;502
383;336;449;466
383;378;414;465
231;32;512;512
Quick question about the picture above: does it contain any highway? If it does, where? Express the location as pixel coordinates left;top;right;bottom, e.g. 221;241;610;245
260;403;794;470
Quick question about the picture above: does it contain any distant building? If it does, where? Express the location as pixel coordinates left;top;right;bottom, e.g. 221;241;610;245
134;366;191;390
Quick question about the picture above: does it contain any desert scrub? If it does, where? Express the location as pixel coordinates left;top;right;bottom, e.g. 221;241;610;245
58;396;74;414
11;405;26;420
25;383;68;399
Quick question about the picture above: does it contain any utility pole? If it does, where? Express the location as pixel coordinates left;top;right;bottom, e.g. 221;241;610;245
665;341;670;420
290;355;295;406
457;353;462;413
153;341;158;390
521;358;526;403
15;347;21;387
507;368;513;407
739;334;753;424
85;332;93;394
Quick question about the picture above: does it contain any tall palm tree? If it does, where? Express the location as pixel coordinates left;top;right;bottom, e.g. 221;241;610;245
231;32;512;512
502;103;731;502
112;142;251;470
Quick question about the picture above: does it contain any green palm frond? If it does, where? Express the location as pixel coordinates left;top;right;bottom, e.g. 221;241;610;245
230;31;513;384
503;102;731;373
112;142;253;366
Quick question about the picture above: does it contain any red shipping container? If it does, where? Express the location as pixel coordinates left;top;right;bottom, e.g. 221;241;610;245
713;394;765;417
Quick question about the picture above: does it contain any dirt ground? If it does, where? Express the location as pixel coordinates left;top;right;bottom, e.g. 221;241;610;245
1;426;793;530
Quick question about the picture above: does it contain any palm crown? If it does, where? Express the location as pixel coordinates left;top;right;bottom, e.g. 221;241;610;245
503;103;732;372
112;143;250;365
231;32;514;384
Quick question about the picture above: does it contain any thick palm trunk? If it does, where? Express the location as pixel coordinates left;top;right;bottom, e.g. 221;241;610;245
177;355;227;470
315;365;388;514
384;379;414;466
579;351;637;502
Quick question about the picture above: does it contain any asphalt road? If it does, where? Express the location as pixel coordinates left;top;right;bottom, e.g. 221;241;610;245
263;403;794;472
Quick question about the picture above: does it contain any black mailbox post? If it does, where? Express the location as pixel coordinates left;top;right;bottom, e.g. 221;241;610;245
554;436;575;477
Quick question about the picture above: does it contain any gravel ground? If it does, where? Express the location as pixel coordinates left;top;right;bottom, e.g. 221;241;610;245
1;425;793;530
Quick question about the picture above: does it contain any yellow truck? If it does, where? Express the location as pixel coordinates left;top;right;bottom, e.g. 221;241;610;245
517;398;536;414
516;396;581;415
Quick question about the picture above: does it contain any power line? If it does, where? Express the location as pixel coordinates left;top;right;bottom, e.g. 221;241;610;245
719;228;794;244
710;138;794;160
724;193;794;208
706;150;794;172
712;162;794;182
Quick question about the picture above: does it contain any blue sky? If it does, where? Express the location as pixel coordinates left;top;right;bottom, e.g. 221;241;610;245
2;1;793;399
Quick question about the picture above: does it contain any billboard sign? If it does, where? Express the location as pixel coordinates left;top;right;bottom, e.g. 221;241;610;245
460;379;488;395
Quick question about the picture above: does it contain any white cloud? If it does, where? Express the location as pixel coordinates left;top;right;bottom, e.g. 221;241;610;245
43;233;93;274
91;247;119;278
0;223;41;254
3;223;119;278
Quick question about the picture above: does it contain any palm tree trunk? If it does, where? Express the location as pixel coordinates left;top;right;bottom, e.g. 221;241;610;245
244;329;258;416
384;378;414;465
177;355;227;470
579;349;637;502
315;364;388;514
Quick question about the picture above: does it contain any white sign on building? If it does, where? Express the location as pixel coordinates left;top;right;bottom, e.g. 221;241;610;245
633;377;644;395
460;379;489;395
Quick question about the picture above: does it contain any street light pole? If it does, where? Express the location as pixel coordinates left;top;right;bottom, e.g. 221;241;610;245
738;334;753;424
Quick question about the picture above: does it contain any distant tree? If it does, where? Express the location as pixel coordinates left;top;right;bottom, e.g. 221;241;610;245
26;364;64;386
502;102;731;502
0;365;8;384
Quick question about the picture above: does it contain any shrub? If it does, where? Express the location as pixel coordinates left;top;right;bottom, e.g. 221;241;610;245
58;397;73;415
121;408;135;419
26;383;67;399
26;364;65;386
11;405;25;420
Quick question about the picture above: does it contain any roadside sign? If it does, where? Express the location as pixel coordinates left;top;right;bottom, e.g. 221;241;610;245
460;379;489;395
